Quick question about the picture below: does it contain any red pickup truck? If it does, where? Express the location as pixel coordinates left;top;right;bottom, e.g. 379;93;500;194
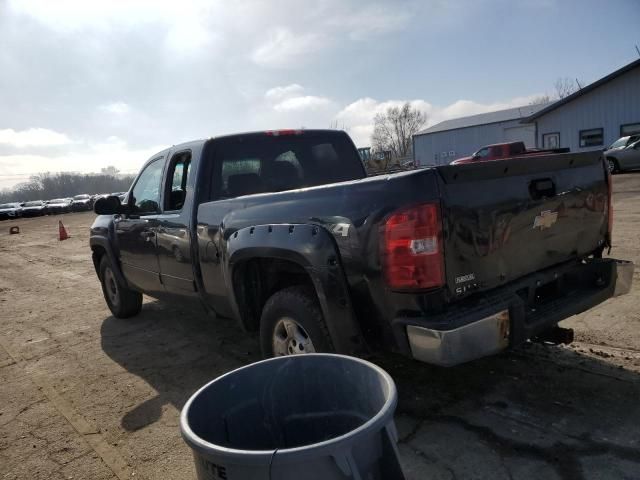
451;141;568;165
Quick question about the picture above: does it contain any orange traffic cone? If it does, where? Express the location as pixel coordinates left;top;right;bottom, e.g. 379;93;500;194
58;220;69;241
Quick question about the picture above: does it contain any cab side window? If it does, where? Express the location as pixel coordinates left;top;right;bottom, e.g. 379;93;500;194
475;148;489;158
165;151;191;211
131;158;164;214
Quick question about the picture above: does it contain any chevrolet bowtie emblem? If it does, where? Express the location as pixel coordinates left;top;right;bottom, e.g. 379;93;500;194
533;210;558;230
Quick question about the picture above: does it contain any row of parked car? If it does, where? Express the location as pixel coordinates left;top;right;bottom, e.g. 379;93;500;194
0;192;127;220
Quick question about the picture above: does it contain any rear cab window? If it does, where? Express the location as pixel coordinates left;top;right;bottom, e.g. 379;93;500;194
210;130;365;200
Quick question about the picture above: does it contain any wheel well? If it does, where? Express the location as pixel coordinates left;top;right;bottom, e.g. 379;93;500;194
91;245;107;275
232;258;316;332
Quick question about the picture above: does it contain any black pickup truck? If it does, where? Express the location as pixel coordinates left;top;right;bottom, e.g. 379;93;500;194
90;129;633;366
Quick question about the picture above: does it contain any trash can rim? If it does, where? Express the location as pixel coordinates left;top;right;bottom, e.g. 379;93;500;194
180;353;397;459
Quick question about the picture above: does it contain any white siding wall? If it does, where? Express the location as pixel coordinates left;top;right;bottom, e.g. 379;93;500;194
535;67;640;151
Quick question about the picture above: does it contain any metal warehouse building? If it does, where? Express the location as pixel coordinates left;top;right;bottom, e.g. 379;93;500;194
413;58;640;167
413;104;548;166
526;58;640;151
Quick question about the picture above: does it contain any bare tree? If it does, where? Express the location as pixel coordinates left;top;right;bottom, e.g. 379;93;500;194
530;94;552;105
0;172;136;203
371;102;427;162
554;77;580;99
101;166;120;176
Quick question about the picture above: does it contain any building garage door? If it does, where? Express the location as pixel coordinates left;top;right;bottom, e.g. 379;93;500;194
503;125;536;148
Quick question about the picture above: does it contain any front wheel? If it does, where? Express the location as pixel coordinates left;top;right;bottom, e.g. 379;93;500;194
99;256;142;318
260;286;334;357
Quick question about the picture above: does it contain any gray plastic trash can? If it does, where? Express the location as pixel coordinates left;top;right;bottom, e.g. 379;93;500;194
181;354;405;480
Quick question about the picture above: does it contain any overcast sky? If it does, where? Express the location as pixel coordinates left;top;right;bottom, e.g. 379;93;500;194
0;0;638;189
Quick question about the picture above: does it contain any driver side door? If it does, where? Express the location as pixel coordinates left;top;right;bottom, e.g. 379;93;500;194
116;156;165;295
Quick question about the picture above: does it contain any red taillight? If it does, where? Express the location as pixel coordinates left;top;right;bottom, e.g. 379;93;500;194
382;203;445;290
265;129;303;136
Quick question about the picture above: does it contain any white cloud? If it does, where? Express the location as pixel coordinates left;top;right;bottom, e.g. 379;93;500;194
0;138;165;189
0;128;74;148
7;0;210;30
252;28;324;68
7;0;218;53
264;84;305;102
326;4;412;40
265;84;333;113
99;102;131;115
273;96;332;112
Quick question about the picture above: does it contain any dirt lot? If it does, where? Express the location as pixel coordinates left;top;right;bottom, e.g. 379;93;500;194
1;174;639;480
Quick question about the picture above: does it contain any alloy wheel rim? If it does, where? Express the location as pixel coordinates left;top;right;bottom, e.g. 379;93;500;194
272;317;316;356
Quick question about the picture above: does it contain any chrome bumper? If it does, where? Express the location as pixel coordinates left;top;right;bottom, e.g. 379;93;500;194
406;260;634;367
407;310;510;367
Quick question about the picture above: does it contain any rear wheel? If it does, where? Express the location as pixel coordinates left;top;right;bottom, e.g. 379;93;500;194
260;286;333;357
607;157;620;174
99;256;142;318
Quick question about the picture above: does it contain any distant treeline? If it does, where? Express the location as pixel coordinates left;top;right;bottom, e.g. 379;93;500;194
0;171;136;203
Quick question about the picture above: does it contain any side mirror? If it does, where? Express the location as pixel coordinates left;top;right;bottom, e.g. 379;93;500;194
94;195;125;215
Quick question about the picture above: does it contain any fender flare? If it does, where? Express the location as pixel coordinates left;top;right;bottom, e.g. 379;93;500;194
225;223;366;356
90;219;128;288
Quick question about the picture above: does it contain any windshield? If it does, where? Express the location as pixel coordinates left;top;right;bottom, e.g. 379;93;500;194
608;137;629;149
73;195;90;200
25;201;43;206
49;198;66;203
0;203;18;209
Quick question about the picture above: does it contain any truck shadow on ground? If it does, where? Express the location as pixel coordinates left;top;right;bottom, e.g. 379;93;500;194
101;299;640;480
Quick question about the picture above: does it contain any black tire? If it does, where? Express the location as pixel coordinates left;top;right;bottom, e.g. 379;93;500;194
607;157;620;174
99;256;142;318
260;286;334;358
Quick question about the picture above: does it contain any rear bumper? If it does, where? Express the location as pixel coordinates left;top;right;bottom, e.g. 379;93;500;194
393;258;634;367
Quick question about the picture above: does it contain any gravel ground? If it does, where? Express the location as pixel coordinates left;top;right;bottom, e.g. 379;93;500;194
1;173;639;480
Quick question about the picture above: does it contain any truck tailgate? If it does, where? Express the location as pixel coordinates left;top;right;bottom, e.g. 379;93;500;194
436;152;609;300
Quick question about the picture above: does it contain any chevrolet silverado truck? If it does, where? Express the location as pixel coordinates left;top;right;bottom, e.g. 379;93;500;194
90;129;633;366
451;141;569;165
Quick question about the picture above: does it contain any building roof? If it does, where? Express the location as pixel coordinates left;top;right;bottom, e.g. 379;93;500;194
415;103;549;136
524;58;640;122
